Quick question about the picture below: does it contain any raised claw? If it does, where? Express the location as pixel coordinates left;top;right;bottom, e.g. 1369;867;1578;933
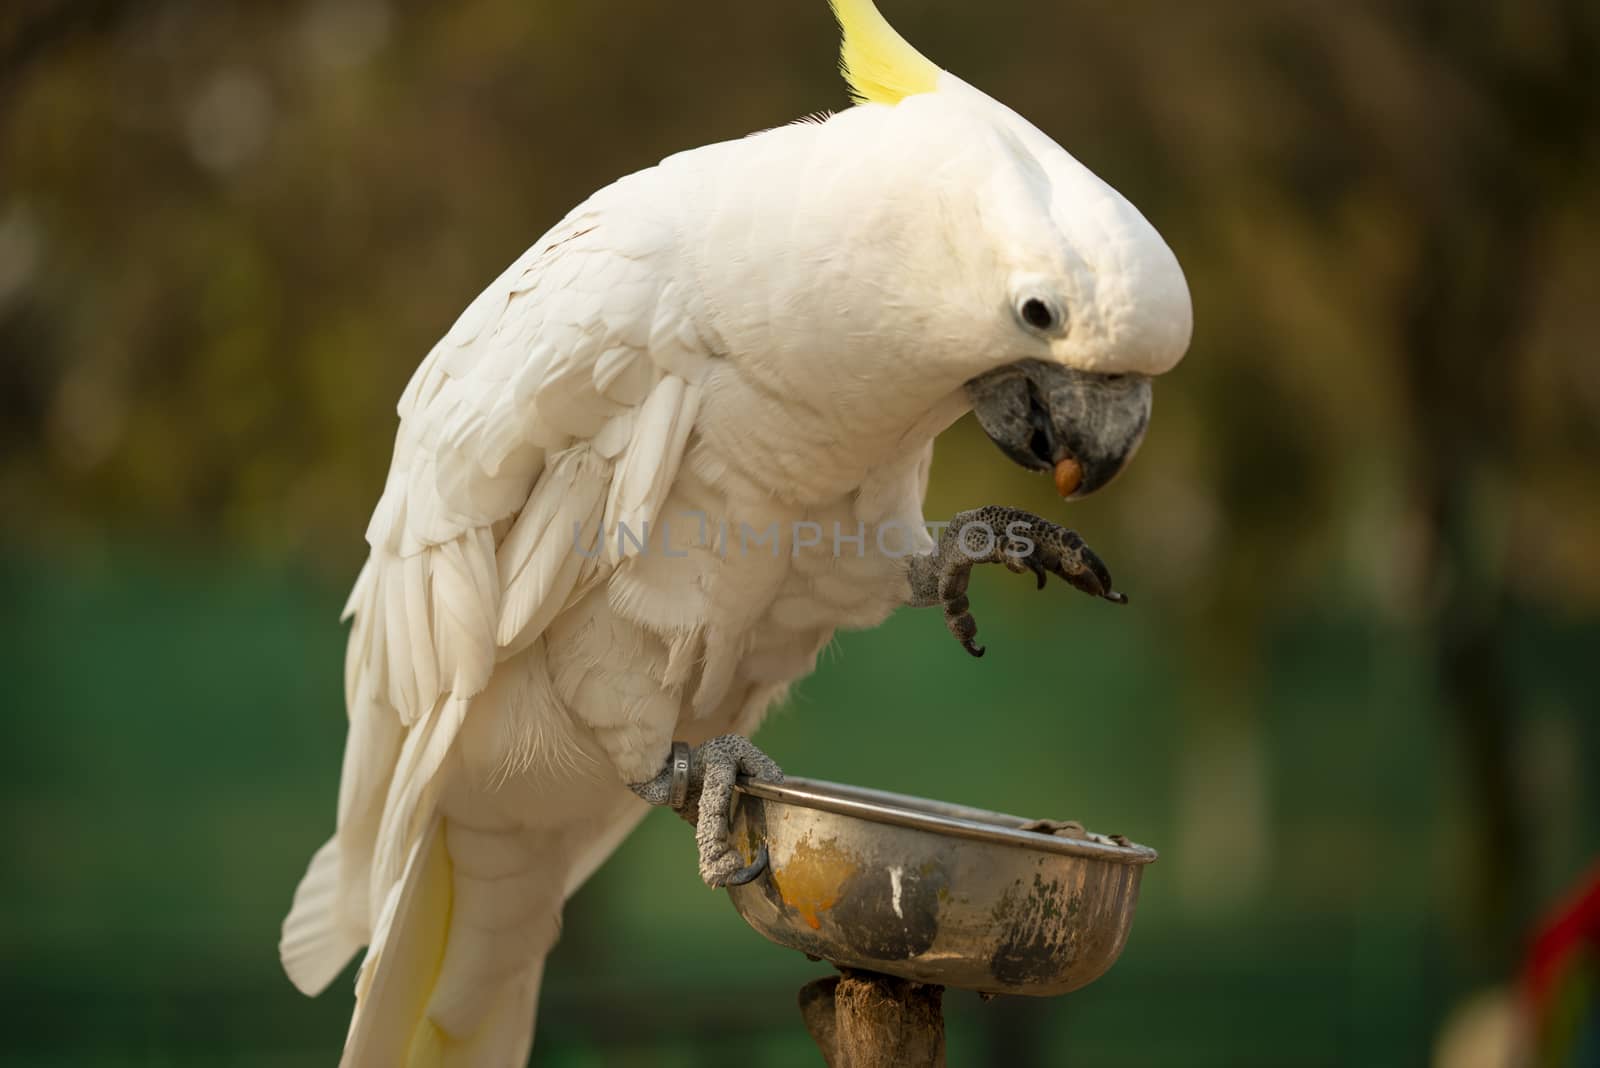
909;505;1129;657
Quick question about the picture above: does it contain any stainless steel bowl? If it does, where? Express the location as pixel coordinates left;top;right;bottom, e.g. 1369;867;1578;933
726;778;1156;997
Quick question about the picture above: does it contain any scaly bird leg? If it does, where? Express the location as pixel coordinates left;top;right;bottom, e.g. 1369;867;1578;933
628;734;783;887
907;506;1127;658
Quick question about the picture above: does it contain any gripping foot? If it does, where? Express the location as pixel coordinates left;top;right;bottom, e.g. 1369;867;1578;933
629;735;783;887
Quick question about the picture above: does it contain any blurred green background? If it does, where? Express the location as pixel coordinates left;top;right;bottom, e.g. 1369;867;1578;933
2;1;1597;1065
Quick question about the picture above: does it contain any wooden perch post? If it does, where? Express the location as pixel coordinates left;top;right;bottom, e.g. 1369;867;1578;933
798;968;946;1067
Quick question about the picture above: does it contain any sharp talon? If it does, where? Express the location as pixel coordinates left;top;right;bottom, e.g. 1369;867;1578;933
964;641;986;658
1106;591;1129;605
723;843;769;887
1035;570;1048;591
1083;549;1114;590
1074;566;1107;598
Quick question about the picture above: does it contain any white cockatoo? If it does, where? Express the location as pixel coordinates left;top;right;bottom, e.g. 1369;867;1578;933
281;0;1192;1063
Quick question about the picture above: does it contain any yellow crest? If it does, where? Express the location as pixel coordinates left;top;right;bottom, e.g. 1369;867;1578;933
829;0;941;106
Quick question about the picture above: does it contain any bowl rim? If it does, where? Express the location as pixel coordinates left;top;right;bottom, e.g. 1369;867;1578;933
735;777;1158;865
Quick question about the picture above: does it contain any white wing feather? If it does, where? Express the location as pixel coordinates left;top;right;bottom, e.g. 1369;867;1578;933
281;189;713;997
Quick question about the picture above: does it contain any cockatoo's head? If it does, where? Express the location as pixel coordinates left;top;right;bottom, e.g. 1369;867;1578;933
816;0;1193;498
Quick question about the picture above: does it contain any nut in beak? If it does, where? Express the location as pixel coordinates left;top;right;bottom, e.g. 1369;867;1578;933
1052;457;1084;498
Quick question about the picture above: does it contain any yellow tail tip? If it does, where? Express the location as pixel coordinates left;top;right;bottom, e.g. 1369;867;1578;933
829;0;941;106
405;1021;446;1068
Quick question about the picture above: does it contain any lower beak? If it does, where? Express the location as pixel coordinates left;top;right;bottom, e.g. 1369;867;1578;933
965;360;1153;499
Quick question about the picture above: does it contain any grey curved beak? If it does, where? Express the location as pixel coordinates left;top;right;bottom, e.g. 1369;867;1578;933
965;360;1152;499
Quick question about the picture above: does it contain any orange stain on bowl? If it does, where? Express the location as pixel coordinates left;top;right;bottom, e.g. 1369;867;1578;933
770;835;858;930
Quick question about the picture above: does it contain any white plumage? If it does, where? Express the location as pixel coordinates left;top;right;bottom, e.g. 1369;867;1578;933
281;2;1192;1064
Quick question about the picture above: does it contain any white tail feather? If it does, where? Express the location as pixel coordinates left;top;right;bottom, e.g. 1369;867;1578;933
342;817;449;1067
281;837;364;997
339;817;553;1068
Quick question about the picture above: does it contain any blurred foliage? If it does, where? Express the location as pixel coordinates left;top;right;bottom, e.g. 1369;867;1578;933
1;0;1597;1065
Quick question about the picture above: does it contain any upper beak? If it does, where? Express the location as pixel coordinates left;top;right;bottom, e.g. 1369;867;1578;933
965;360;1152;499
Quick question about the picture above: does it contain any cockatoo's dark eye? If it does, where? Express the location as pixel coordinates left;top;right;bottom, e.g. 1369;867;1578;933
1019;297;1061;333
